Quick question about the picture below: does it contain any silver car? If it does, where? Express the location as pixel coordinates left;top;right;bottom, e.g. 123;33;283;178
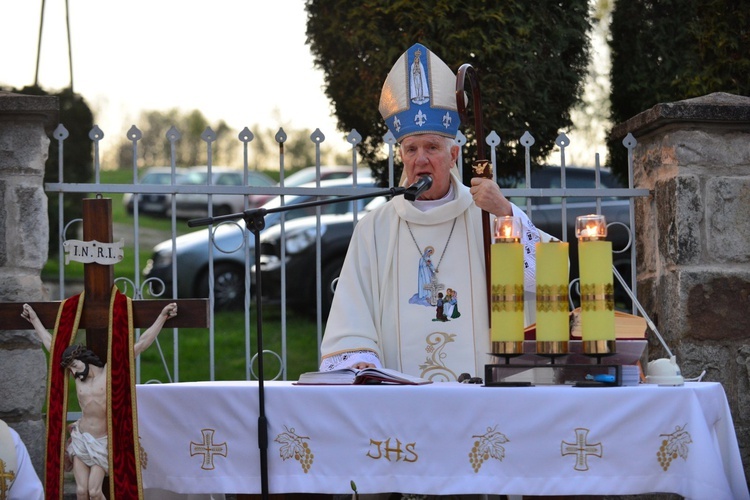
123;167;188;216
172;166;275;218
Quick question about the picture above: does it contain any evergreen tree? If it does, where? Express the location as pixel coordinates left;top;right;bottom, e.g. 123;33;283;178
305;0;591;183
608;0;750;178
16;86;94;258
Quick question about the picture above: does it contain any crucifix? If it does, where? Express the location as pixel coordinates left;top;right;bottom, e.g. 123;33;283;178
423;273;445;307
0;196;209;499
0;197;209;347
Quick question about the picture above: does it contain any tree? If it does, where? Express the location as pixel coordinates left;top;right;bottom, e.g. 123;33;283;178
111;110;330;173
113;108;236;169
14;85;94;257
608;0;750;178
305;0;591;183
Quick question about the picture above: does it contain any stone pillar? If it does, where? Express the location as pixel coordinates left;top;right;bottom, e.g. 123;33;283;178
0;91;58;478
613;92;750;482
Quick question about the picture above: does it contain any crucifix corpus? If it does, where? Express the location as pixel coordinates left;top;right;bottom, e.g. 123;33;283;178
0;197;209;500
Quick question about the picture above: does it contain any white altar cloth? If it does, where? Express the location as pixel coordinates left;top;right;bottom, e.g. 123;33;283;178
136;381;748;499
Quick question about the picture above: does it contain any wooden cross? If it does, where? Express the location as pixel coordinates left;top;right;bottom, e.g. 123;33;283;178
0;197;209;359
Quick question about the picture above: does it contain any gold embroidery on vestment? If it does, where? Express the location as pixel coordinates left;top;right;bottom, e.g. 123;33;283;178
0;458;16;500
419;331;457;381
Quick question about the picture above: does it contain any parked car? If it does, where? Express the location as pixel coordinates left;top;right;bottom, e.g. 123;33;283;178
123;167;188;216
256;166;634;318
498;166;633;291
255;213;369;317
142;179;377;309
247;165;370;208
172;166;275;219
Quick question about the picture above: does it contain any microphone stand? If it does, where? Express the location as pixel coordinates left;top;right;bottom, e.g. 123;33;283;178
187;183;417;499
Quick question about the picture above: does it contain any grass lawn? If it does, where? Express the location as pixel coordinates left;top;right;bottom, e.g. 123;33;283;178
45;168;321;410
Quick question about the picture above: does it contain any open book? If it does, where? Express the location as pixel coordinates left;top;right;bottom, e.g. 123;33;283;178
296;367;432;385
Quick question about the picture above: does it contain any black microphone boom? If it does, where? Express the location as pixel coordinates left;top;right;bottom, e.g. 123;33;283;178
403;175;433;201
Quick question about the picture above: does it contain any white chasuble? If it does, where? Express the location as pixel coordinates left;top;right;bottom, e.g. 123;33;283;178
395;214;484;380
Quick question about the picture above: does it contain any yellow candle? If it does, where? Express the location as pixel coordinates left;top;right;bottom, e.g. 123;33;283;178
535;242;570;342
578;240;615;341
490;242;524;342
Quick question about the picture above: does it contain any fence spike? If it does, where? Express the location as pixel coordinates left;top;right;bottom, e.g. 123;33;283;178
201;127;217;143
89;125;104;141
53;123;69;140
127;125;142;142
275;128;288;143
486;130;501;147
555;132;570;148
346;129;362;146
166;126;182;142
310;128;325;144
238;127;254;143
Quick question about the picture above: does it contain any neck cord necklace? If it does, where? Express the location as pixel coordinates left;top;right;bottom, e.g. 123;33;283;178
405;218;457;274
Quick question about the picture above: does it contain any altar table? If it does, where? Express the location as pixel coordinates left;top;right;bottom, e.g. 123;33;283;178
136;381;748;499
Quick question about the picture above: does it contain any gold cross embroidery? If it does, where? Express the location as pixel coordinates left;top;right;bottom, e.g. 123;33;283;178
189;429;228;470
0;458;16;500
561;428;602;471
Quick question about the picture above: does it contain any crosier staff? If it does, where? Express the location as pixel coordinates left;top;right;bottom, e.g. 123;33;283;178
456;63;493;320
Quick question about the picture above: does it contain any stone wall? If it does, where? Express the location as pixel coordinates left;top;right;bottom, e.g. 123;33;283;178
613;92;750;485
0;91;58;479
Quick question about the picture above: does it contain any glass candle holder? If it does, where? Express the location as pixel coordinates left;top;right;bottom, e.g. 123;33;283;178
576;214;608;241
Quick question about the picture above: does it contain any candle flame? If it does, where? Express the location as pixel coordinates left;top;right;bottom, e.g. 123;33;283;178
502;224;512;239
585;224;598;237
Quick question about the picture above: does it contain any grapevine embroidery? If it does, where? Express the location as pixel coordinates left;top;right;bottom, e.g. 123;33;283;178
657;424;692;471
469;425;509;472
139;435;148;470
275;425;314;473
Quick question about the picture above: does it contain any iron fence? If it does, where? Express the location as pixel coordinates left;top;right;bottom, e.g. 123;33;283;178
45;124;648;383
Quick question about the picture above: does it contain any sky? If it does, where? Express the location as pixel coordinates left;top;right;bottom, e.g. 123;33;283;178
0;0;343;154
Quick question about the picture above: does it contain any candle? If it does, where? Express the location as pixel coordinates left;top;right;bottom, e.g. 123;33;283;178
576;215;616;353
490;217;524;353
535;241;570;349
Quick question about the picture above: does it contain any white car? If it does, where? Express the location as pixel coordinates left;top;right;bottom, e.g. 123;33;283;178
172;166;275;218
247;165;370;208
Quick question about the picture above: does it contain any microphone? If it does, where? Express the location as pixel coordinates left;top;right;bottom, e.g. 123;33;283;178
403;175;433;201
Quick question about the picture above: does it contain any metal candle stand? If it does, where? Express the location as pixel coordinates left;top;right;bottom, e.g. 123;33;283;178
484;342;623;387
